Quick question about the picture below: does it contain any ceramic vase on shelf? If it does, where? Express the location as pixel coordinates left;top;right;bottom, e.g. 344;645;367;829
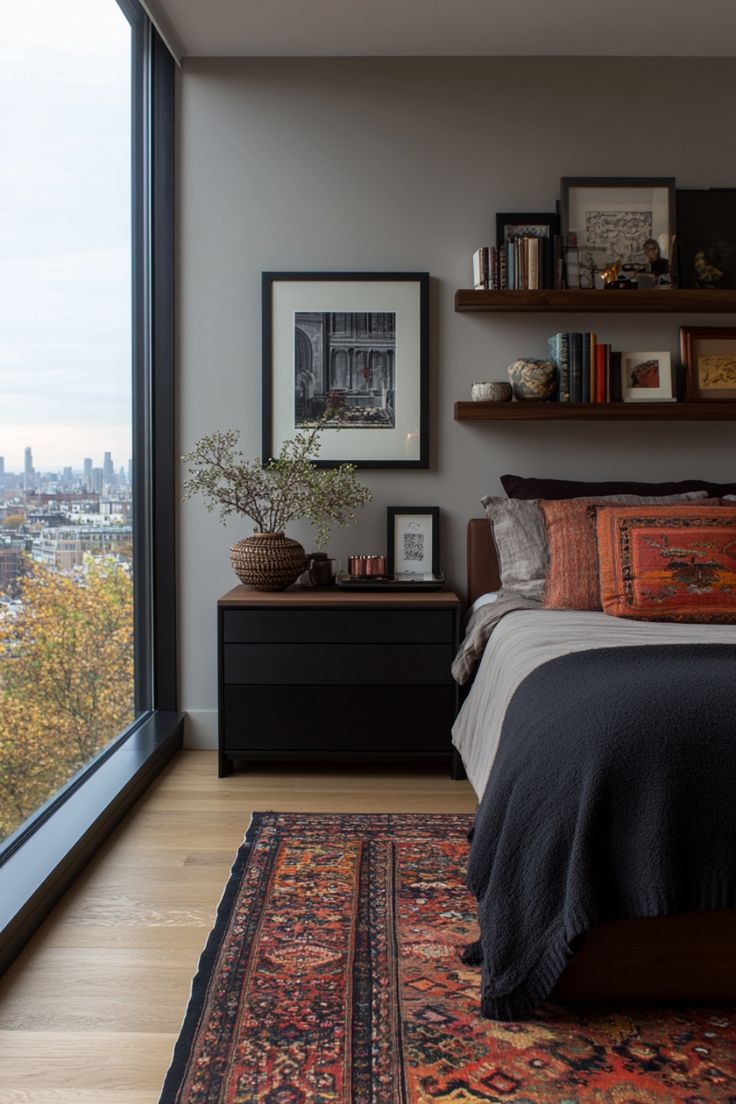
229;531;305;591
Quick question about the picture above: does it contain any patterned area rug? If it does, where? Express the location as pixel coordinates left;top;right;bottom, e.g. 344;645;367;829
159;812;736;1103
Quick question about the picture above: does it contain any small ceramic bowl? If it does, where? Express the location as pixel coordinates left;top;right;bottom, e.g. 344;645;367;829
471;380;512;402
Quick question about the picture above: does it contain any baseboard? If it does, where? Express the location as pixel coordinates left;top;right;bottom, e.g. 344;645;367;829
184;709;218;748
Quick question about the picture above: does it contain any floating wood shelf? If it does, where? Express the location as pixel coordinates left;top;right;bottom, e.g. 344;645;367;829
455;289;736;313
454;401;736;422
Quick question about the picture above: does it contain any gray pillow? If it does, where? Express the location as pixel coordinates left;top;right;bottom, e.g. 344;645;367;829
481;491;710;601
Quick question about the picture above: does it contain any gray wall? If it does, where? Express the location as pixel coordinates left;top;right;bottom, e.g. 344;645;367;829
178;57;736;746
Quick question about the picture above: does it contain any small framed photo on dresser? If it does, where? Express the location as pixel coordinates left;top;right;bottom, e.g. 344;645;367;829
387;507;439;576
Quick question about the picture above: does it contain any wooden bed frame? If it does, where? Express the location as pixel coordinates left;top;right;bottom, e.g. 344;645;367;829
466;518;736;1004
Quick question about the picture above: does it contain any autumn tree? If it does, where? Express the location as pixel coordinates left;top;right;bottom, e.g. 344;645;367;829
0;557;134;841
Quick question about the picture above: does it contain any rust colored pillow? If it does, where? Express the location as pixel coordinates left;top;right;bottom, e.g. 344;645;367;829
596;504;736;623
540;492;708;610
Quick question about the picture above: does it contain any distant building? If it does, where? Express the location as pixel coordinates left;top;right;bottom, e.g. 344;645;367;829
23;447;34;492
0;536;29;596
83;457;93;491
33;526;132;570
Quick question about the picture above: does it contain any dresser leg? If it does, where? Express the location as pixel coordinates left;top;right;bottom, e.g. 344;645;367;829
218;753;233;778
451;749;466;781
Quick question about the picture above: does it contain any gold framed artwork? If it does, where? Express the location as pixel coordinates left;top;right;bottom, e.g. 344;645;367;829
680;326;736;401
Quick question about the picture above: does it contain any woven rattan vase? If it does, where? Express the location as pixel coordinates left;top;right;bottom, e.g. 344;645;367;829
229;532;305;591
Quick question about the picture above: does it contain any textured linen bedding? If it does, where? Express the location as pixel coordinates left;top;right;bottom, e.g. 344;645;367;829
452;607;736;1020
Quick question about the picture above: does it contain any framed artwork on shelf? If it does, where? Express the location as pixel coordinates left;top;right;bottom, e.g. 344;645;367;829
495;212;559;248
676;189;736;290
262;271;429;469
620;351;674;402
680;326;736;401
386;507;439;576
560;177;676;288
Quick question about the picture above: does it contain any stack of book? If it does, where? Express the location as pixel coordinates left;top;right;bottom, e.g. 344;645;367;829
547;333;622;403
472;238;562;290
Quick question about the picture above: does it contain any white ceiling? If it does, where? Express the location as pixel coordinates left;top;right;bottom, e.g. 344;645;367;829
143;0;736;63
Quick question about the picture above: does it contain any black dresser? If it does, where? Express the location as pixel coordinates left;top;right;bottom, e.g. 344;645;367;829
217;586;462;777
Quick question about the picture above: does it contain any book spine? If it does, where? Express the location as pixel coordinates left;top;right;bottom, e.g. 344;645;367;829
499;248;508;290
489;246;498;290
472;247;489;290
595;343;606;404
610;351;623;403
541;236;554;290
581;331;590;404
568;332;583;402
553;234;564;290
528;237;540;290
547;332;570;402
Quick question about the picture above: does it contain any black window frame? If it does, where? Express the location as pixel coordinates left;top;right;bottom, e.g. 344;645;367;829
0;1;183;976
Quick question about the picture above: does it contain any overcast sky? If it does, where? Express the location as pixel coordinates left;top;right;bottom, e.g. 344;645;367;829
0;0;132;473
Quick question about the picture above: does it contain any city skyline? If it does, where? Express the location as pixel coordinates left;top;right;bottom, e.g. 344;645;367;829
0;446;132;476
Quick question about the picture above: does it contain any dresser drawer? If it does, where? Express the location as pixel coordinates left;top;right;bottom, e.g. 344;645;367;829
222;608;454;645
223;642;454;685
222;684;455;753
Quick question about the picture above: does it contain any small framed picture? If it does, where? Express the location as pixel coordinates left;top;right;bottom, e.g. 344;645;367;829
680;326;736;401
387;507;439;576
620;351;674;402
495;211;559;248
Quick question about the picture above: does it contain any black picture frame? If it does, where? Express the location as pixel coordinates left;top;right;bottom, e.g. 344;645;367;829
676;189;736;290
262;271;429;469
386;506;440;575
495;211;559;249
560;177;676;286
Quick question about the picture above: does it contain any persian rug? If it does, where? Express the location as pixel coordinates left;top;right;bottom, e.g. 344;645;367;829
158;811;736;1104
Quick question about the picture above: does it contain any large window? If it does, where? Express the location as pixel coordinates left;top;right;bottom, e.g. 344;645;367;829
0;1;178;969
0;0;138;849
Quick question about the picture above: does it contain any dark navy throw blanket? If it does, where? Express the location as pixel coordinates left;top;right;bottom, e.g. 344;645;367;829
464;643;736;1020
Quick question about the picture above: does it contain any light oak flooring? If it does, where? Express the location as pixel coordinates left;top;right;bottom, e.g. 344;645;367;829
0;750;476;1103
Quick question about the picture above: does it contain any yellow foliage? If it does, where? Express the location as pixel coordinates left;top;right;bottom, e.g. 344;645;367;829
0;558;134;842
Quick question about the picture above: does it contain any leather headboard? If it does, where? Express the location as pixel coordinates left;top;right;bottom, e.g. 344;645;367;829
467;518;500;606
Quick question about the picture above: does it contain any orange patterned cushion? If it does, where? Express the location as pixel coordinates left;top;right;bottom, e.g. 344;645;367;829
540;492;707;611
596;504;736;622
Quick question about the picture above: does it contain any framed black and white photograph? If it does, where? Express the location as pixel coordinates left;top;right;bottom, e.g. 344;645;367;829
680;326;736;401
495;211;559;249
262;272;429;468
620;350;674;402
561;178;676;287
676;189;736;290
386;507;439;576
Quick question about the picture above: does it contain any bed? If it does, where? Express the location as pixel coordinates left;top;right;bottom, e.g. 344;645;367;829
453;517;736;1018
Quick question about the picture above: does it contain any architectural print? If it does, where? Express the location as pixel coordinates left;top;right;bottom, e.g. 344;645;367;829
294;311;396;429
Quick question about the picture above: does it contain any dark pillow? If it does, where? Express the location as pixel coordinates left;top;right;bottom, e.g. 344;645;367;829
501;473;736;500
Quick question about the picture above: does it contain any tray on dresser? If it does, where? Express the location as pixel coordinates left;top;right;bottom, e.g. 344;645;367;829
335;571;446;591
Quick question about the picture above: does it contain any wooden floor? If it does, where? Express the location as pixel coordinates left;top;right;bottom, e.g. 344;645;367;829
0;750;476;1103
